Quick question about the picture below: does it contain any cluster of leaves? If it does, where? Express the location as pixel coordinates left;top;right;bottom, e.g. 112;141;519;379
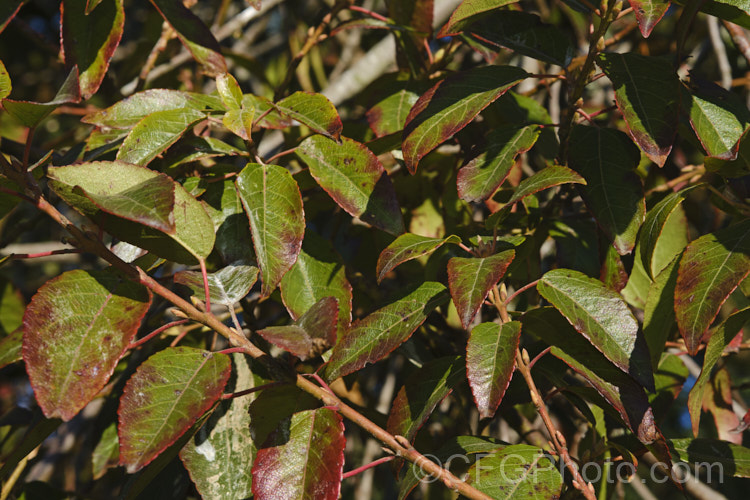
1;0;750;498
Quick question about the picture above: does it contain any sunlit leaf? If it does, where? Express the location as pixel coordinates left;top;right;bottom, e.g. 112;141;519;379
627;0;671;37
668;438;750;477
506;164;585;206
366;78;421;137
23;269;151;421
438;0;519;36
376;233;460;283
174;264;258;305
276;91;342;141
215;73;243;110
117;107;206;165
0;59;11;99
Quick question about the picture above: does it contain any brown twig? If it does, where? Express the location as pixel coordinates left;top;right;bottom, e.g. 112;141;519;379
504;279;539;305
128;319;190;350
342;456;394;479
724;21;750;66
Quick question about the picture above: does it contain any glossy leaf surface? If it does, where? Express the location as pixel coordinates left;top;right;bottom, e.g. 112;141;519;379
325;282;449;380
174;264;258;305
376;233;460;283
438;0;518;35
23;269;151;421
447;250;515;329
538;268;654;391
236;163;305;297
506;164;585;206
402;65;527;173
276;91;342;140
117;107;206;165
297;135;404;235
118;347;231;473
466;321;520;418
252;408;345;500
675;219;750;354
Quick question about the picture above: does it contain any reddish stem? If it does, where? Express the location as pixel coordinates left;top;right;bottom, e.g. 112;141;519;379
199;258;212;314
9;248;81;259
528;347;552;370
266;147;298;164
0;186;35;204
128;319;190;350
458;243;479;257
306;372;336;397
216;347;248;355
349;5;389;22
220;381;286;400
342;456;395;479
504;279;539;305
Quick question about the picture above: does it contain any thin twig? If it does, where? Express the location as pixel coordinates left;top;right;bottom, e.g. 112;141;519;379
220;381;286;400
504;279;539;305
199;258;212;314
342;456;394;479
128;319;190;350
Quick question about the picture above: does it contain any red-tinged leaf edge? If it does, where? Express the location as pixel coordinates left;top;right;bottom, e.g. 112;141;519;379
628;0;671;38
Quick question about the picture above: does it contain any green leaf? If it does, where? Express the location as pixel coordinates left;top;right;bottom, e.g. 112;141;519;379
252;408;345;500
117;107;206;165
296;135;404;235
467;321;520;419
258;296;338;361
2;67;80;128
149;0;227;75
82;89;222;129
0;327;22;370
668;438;750;477
538;268;655;391
280;231;353;341
61;0;124;100
48;161;176;233
0;59;11;99
688;307;750;435
325;281;449;380
386;356;465;442
643;255;680;369
438;0;519;36
464;445;563;498
376;233;460;283
236;163;305;297
366;79;421;137
597;53;679;166
49;161;215;263
215;73;243;110
222;107;255;141
402;65;527;173
275;91;342;141
174;264;258;305
705;127;750;177
627;0;671;37
675;219;750;354
180;353;257;499
523;307;659;444
23;269;151;421
568;125;645;255
201;178;254;264
118;346;232;473
506;164;586;206
248;385;320;447
683;76;750;160
92;421;119;480
447;250;515;329
457;125;541;202
0;278;24;336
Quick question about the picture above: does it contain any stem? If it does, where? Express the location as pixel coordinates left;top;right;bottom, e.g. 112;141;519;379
7;248;81;260
266;147;298;164
349;5;389;23
458;242;479;256
220;381;286;400
504;279;539;305
342;456;394;479
128;319;190;350
199;258;212;314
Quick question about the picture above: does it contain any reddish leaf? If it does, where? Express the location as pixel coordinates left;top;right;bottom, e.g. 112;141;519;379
236;163;305;297
258;297;338;360
366;78;422;137
149;0;227;75
466;321;520;419
387;356;465;442
376;233;460;283
702;368;742;444
252;408;345;500
23;269;151;421
675;219;750;354
61;0;125;99
296;135;404;235
118;347;231;473
325;282;449;380
276;91;342;141
402;65;527;173
627;0;671;37
447;250;515;329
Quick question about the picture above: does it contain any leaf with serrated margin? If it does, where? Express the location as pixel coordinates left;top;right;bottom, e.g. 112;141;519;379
258;297;338;361
82;89;223;129
366;78;422;137
280;231;352;341
467;321;520;419
61;0;124;99
683;76;750;160
325;282;449;380
675;219;750;354
465;445;563;498
597;53;679;166
48;161;175;233
0;58;11;99
296;135;404;235
236;163;305;298
438;0;519;36
402;65;527;173
668;437;750;477
688;307;750;435
276;91;342;141
377;233;460;283
457;125;540;202
118;347;231;473
149;0;226;75
644;255;680;369
117;107;206;165
49;161;215;263
174;264;258;305
2;67;80;128
627;0;671;37
447;250;515;330
23;269;151;421
508;165;585;205
522;307;659;444
568;125;645;255
180;353;257;499
538;268;655;391
387;356;465;442
252;408;345;500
